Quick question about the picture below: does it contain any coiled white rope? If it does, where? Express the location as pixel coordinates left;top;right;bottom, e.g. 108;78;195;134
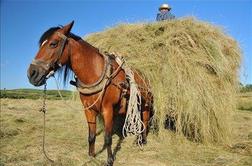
122;65;145;146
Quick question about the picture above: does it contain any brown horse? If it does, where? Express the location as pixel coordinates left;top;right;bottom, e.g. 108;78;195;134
27;21;153;165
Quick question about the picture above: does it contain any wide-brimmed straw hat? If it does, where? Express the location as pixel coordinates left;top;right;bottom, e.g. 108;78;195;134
159;4;171;11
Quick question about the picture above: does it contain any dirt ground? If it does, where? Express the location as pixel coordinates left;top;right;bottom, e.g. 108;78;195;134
1;98;252;166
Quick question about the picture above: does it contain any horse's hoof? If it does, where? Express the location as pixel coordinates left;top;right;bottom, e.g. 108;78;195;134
142;139;147;145
136;138;147;145
106;157;114;166
88;152;95;157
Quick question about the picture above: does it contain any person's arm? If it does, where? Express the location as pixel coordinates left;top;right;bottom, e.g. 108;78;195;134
156;13;161;21
166;12;175;20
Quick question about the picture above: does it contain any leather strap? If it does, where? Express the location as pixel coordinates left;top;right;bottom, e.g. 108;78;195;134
75;54;112;94
31;32;68;71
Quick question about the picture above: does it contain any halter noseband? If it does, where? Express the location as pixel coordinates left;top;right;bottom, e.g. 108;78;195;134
31;32;69;78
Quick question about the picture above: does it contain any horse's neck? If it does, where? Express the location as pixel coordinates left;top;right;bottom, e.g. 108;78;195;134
70;39;105;84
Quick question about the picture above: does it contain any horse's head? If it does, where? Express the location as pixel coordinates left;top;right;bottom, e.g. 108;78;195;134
27;21;74;86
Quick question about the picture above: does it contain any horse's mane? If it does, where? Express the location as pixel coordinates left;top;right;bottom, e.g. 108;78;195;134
39;26;94;86
39;26;85;46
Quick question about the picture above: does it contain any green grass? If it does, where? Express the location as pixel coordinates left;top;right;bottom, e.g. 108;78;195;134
0;89;73;100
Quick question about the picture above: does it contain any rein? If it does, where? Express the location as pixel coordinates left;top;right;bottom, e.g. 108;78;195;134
71;56;124;111
36;32;128;163
38;70;114;163
39;83;54;163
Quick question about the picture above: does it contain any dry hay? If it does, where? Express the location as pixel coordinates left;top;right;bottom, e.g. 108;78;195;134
85;18;241;144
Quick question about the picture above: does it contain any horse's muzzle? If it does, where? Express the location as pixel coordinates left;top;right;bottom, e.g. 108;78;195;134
27;64;47;86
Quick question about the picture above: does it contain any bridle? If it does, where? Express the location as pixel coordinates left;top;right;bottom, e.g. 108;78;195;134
32;31;70;163
31;32;69;78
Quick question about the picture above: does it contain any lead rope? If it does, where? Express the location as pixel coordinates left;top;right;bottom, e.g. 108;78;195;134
40;83;54;163
52;76;105;111
52;76;81;111
52;56;124;111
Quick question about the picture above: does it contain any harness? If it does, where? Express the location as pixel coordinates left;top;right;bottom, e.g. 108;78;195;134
70;53;125;95
33;30;126;96
31;32;68;78
32;31;127;110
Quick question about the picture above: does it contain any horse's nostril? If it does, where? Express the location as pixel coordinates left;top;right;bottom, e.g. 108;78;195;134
29;66;39;80
31;69;36;78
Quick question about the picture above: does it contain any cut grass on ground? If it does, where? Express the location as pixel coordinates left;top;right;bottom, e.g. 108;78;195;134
1;99;252;166
237;92;252;111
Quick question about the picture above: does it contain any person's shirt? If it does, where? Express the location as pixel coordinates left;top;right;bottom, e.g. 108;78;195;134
156;11;175;21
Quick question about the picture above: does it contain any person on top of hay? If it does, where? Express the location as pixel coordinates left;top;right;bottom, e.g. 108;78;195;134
156;3;175;21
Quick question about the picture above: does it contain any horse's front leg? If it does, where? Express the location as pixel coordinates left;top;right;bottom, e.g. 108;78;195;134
84;109;97;157
142;109;150;144
102;105;114;166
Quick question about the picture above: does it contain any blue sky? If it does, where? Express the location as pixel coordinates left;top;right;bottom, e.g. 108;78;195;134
1;0;252;90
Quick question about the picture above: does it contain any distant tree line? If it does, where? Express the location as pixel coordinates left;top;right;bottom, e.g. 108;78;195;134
0;89;72;100
240;84;252;93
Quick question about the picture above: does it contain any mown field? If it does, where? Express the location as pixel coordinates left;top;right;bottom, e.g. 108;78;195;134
0;91;252;166
237;92;252;111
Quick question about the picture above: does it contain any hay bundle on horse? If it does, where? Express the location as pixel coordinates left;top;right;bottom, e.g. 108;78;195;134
27;21;153;165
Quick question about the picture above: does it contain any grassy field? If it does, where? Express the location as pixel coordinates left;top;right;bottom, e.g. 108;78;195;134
1;94;252;166
237;92;252;111
0;89;72;100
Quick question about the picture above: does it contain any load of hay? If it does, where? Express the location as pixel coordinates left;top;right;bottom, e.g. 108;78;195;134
85;18;241;144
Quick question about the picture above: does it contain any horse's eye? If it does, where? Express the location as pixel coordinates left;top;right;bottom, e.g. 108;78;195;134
49;40;58;48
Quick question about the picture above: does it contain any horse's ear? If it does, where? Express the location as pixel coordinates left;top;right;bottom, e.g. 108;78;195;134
62;21;74;35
